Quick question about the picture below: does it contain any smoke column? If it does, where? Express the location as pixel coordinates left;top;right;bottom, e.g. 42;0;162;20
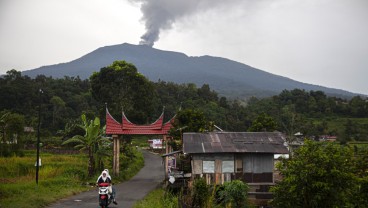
130;0;228;47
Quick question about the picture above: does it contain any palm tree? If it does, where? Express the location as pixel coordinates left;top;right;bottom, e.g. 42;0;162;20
62;114;109;177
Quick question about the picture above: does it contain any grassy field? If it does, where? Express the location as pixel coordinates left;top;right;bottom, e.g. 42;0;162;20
0;151;91;207
0;148;144;208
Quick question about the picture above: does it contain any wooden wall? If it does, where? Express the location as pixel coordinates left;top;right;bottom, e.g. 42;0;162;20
191;153;274;184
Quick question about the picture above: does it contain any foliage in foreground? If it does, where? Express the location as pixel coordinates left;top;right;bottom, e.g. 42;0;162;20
0;147;144;208
118;144;145;181
133;189;178;208
189;179;247;208
271;140;368;208
218;180;249;208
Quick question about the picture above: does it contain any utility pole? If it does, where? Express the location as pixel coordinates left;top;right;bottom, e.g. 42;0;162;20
36;89;43;185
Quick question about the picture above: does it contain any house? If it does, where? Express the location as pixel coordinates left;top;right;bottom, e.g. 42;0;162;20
147;139;164;149
183;131;289;204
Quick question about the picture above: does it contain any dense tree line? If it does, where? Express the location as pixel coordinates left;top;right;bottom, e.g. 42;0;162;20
0;69;97;134
1;62;368;156
245;89;368;141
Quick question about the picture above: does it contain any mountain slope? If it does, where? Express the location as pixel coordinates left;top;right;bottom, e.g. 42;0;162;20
21;43;357;98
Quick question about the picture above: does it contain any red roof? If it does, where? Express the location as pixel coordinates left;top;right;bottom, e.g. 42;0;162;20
106;108;175;135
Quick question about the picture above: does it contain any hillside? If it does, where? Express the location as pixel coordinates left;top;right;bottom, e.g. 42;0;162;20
21;43;357;98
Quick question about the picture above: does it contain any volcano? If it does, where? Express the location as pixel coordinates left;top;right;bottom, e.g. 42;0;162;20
21;43;357;98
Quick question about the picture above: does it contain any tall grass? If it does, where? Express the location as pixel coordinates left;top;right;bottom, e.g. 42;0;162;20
133;188;178;208
118;147;144;181
0;152;90;208
0;148;144;208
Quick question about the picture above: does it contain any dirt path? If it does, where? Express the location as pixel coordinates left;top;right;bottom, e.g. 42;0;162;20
48;149;164;208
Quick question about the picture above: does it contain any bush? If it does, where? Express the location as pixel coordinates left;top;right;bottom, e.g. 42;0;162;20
192;178;210;207
218;180;249;208
116;146;144;181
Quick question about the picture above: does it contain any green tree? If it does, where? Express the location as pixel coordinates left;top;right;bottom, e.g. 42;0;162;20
271;140;356;208
50;95;66;128
349;96;368;117
0;112;10;144
248;113;277;132
0;111;25;156
309;90;328;115
197;84;218;103
169;109;213;150
62;114;109;176
342;119;359;143
90;61;159;123
353;147;368;206
56;119;85;140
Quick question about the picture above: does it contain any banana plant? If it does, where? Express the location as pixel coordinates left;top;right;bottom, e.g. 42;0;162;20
62;114;110;177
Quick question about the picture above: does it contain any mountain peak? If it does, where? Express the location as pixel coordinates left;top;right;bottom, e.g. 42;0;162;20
21;43;358;98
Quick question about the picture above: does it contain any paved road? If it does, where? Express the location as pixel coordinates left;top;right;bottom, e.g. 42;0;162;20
48;149;164;208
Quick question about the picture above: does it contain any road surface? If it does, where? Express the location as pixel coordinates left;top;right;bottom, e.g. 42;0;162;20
48;149;164;208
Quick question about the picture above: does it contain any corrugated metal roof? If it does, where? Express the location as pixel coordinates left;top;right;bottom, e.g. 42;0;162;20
161;150;183;157
183;132;289;154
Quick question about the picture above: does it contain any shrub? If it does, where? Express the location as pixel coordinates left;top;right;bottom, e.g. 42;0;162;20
192;178;210;207
218;180;249;208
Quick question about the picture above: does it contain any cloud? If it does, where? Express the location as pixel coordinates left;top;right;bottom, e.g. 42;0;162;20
130;0;233;47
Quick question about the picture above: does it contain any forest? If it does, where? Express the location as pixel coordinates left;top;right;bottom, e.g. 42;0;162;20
1;61;368;156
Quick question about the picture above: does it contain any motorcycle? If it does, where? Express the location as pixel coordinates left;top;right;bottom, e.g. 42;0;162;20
98;182;112;208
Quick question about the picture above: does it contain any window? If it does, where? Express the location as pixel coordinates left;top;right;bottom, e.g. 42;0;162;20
222;161;234;173
203;161;215;173
236;159;243;173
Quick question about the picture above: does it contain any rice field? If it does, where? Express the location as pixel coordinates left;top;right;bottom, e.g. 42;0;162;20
0;151;92;208
0;147;144;208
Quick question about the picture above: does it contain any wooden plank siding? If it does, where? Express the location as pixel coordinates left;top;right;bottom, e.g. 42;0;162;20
191;153;274;184
183;132;288;206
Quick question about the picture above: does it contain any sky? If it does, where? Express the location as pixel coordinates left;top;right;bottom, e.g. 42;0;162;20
1;0;367;95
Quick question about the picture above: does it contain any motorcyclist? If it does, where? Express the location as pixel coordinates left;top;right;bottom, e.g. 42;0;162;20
97;169;117;205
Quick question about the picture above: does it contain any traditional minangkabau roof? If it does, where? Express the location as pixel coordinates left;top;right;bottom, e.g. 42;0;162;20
106;107;175;135
183;132;289;154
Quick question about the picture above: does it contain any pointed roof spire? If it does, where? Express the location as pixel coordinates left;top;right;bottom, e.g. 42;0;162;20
105;106;175;135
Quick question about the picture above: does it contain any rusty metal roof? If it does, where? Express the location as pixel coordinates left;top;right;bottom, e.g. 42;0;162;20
183;132;289;154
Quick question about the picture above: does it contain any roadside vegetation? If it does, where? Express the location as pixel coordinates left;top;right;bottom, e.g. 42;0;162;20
0;151;90;207
271;140;368;207
133;189;178;208
0;146;143;208
135;179;252;208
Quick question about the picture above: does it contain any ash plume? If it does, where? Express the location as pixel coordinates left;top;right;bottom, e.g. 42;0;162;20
130;0;228;47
